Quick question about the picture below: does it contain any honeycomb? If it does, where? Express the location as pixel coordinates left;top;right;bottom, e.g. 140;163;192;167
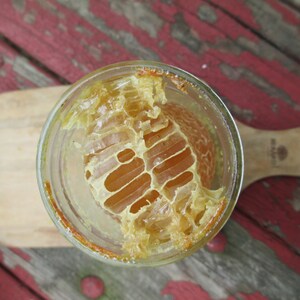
64;70;226;259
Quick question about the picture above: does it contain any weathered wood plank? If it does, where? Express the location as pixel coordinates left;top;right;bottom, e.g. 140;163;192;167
0;266;42;300
0;217;299;300
0;33;70;299
208;0;300;62
1;0;299;126
0;0;299;298
174;0;298;72
0;38;59;91
0;0;134;82
61;0;300;128
284;0;300;11
0;38;68;249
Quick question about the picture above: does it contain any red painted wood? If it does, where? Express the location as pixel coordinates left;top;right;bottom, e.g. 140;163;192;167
208;0;300;60
232;211;300;273
1;0;299;126
272;0;299;27
210;0;299;27
0;42;55;300
151;0;300;116
0;249;50;300
161;281;269;300
9;248;31;262
266;0;300;26
161;281;211;300
0;1;299;294
81;276;105;299
0;267;41;300
174;0;260;40
206;0;260;29
91;0;300;127
12;266;50;300
206;232;227;253
239;178;300;251
0;0;134;83
0;39;59;92
227;292;269;300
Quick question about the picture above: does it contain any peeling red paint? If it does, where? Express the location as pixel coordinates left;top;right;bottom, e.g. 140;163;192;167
209;49;300;110
175;0;258;41
89;0;300;129
206;232;227;253
265;0;300;26
81;275;105;299
90;2;297;131
0;0;134;83
0;250;48;299
207;49;300;128
233;211;300;273
209;0;260;30
161;281;211;300
10;248;31;262
239;179;300;252
0;54;4;67
0;268;41;300
0;40;58;92
178;6;224;44
238;52;300;107
151;0;178;21
0;2;299;297
162;281;269;300
229;291;269;300
13;266;50;300
2;0;299;129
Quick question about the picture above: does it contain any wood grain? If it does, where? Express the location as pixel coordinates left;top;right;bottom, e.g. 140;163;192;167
0;267;41;300
1;0;300;129
208;0;300;62
284;0;300;11
0;39;59;91
0;86;69;248
236;121;300;188
0;0;300;298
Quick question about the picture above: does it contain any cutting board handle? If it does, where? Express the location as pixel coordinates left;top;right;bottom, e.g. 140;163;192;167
236;121;300;188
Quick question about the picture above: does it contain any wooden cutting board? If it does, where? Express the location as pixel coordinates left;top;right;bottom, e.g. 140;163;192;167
0;86;299;248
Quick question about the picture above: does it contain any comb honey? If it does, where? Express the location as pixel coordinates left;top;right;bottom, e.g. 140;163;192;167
62;68;226;259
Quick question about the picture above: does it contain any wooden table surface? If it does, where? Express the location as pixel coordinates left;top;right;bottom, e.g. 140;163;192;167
0;0;300;299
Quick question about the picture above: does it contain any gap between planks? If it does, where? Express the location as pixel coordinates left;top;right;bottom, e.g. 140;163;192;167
234;207;300;257
0;264;46;300
205;0;300;64
0;34;70;85
279;0;300;13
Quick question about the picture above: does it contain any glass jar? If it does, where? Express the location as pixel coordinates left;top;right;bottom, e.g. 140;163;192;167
36;61;243;266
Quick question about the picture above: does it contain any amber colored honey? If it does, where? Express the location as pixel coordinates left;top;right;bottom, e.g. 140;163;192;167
63;70;225;259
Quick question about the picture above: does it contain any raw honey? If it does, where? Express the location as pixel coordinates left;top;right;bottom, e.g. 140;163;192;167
63;69;226;259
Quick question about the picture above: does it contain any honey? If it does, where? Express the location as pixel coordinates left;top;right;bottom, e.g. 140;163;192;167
62;69;226;259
